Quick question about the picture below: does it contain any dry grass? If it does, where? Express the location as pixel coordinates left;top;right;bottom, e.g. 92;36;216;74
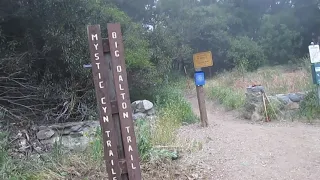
206;65;311;95
203;59;313;110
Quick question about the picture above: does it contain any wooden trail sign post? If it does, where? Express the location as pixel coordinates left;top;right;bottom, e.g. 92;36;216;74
193;51;213;127
87;23;141;180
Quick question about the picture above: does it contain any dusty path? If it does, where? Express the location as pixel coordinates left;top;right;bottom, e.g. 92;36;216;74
176;94;320;180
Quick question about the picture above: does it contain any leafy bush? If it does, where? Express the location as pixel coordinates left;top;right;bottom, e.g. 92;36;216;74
208;86;245;110
227;36;266;71
299;89;320;120
0;0;162;123
135;119;153;161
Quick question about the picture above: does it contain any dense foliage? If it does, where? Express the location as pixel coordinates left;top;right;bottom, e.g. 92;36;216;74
1;0;319;124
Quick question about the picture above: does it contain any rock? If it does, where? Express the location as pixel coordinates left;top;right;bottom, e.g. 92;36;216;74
276;94;291;105
243;87;264;121
288;93;301;102
245;92;263;103
146;108;156;116
296;92;306;100
142;100;153;111
133;112;147;120
131;100;154;113
35;121;100;152
286;102;300;110
251;111;264;122
60;135;95;152
37;129;55;140
70;124;82;132
246;86;265;93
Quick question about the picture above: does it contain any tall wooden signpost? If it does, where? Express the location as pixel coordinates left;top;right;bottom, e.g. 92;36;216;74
193;51;213;127
87;23;141;180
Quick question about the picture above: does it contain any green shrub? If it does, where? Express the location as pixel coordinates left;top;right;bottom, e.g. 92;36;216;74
209;86;245;109
299;89;320;120
135;119;153;161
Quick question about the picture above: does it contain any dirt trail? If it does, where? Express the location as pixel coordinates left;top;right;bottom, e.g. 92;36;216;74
176;94;320;180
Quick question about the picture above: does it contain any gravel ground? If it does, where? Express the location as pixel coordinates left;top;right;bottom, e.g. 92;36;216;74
176;94;320;180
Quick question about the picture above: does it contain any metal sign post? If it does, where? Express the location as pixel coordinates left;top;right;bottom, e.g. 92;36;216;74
192;51;213;127
87;24;141;180
309;42;320;106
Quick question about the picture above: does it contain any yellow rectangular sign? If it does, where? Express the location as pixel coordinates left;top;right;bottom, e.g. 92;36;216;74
193;51;213;68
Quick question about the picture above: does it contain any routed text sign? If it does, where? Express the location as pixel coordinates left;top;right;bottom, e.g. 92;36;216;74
87;25;122;179
107;23;142;179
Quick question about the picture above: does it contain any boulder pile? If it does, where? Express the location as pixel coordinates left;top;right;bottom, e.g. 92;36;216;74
243;86;306;121
131;100;156;120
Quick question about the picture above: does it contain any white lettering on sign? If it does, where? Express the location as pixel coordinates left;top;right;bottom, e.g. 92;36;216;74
119;75;123;82
94;44;99;50
128;145;133;152
122;102;127;109
120;93;125;100
105;131;111;137
94;52;99;60
90;31;119;179
125;126;129;133
115;50;120;57
127;136;132;143
112;32;117;39
111;31;139;172
109;150;114;156
112;168;116;174
99;81;104;88
116;65;121;72
103;116;109;123
123;112;129;118
96;63;100;70
107;140;112;147
119;84;124;90
101;97;106;104
92;34;98;41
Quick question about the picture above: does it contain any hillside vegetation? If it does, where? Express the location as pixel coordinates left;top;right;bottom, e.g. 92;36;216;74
1;0;320;179
1;0;319;124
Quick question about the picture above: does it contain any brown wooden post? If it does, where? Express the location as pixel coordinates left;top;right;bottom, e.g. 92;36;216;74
107;23;142;180
193;51;213;127
87;24;141;180
196;84;208;127
87;25;122;179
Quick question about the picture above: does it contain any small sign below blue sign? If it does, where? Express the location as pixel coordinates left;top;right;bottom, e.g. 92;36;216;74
194;71;205;86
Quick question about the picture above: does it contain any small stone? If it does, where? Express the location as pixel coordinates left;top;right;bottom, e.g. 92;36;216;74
146;108;156;116
132;112;147;120
286;102;300;110
288;93;301;102
37;129;55;140
70;124;82;132
276;94;291;105
142;100;153;111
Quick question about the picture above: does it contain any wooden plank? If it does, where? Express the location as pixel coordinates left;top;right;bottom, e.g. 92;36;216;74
87;25;122;179
196;85;208;127
102;38;110;53
104;52;129;180
107;23;142;180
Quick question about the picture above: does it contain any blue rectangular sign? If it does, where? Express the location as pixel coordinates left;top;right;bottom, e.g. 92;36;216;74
194;71;205;86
